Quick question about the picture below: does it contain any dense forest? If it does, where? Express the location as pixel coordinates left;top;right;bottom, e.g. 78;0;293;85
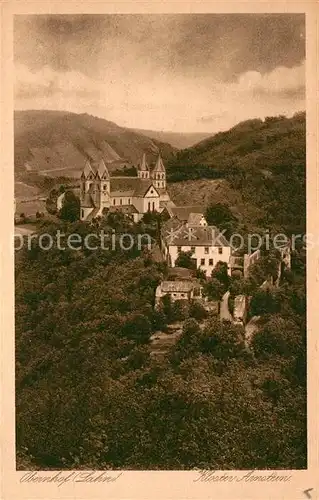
167;112;306;235
16;208;306;470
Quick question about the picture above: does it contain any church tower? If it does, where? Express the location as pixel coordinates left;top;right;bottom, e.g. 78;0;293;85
137;153;150;179
95;159;111;210
81;160;95;202
152;153;166;190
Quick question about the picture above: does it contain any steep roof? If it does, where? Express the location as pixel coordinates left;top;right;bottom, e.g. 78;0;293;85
81;159;95;179
85;207;100;220
137;153;149;172
81;158;110;180
188;213;206;225
95;159;110;179
153;154;165;172
110;177;159;197
170;205;205;222
109;204;139;214
164;224;230;247
82;193;95;208
160;280;197;293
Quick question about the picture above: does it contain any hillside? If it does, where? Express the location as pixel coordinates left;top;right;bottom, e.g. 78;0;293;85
133;128;211;149
167;112;306;234
14;110;177;180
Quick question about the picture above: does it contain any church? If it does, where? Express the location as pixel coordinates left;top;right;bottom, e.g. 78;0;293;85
80;153;172;222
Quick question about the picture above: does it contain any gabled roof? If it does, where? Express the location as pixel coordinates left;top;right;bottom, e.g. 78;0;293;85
164;224;230;247
110;177;159;198
153;154;165;173
170;205;205;222
160;280;200;293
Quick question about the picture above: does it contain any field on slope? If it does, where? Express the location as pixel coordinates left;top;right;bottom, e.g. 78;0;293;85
167;112;306;235
14;110;177;180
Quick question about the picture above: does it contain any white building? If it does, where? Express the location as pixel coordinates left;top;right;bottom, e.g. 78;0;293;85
163;222;232;276
155;280;204;307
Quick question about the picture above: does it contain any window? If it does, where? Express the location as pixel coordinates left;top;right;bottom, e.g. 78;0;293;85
181;293;185;298
191;246;195;253
152;202;155;211
120;199;122;205
209;258;214;266
200;258;205;266
177;246;182;253
81;209;84;218
204;247;209;254
148;202;151;211
103;184;107;190
218;247;223;254
113;199;116;205
128;198;131;205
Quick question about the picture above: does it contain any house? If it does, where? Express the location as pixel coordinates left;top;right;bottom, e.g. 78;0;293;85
79;153;171;222
162;221;232;276
155;279;203;307
187;212;208;227
165;205;207;225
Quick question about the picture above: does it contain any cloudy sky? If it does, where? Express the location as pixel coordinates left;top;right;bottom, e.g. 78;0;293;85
14;14;305;133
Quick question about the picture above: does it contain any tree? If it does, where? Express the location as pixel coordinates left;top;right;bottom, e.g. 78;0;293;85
250;289;280;316
211;261;230;289
59;191;80;222
205;203;238;237
251;315;302;358
175;251;196;269
201;318;246;360
172;318;202;357
203;278;225;301
189;300;207;321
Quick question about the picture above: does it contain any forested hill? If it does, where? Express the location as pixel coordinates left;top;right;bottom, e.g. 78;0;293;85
167;112;306;235
14;110;177;178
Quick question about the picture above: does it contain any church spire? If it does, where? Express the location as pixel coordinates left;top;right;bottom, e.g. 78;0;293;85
137;152;150;179
140;153;148;171
96;159;110;180
81;159;94;179
153;153;165;173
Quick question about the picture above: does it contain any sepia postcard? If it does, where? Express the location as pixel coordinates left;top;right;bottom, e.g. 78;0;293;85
1;1;318;499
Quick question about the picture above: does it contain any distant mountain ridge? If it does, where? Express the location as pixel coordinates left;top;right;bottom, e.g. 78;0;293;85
14;110;177;179
132;128;212;149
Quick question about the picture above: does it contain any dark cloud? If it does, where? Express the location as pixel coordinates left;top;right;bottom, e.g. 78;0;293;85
14;14;305;132
14;14;305;79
